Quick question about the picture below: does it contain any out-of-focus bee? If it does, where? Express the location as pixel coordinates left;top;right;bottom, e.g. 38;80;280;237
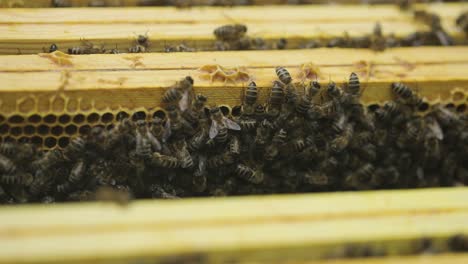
275;66;292;85
95;186;132;205
344;163;375;190
414;10;453;46
235;164;263;184
425;115;444;140
150;184;179;199
193;155;207;193
456;12;468;34
69;160;86;184
274;38;287;50
0;153;17;181
370;22;386;52
165;43;195;53
213;24;248;42
68;40;105;55
209;106;241;143
49;44;58;53
448;234;468;252
129;33;150;53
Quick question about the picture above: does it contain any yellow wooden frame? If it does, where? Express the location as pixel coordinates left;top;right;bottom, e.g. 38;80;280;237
0;3;464;54
0;188;467;263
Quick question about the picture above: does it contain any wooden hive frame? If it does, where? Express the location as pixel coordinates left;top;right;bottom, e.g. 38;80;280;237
0;2;467;263
0;0;461;8
1;47;468;148
0;188;468;263
0;3;465;54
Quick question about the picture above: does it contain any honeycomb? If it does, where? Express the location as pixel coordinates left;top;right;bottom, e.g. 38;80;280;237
0;86;466;150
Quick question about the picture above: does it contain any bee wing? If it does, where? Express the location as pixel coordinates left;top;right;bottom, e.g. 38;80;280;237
197;155;207;175
162;120;172;142
223;117;241;131
209;121;219;139
178;90;190;112
427;119;444;140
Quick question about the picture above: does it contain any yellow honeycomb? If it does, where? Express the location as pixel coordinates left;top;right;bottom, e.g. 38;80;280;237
0;86;465;150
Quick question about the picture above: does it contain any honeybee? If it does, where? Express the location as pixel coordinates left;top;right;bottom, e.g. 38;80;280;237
456;12;468;34
327;81;342;99
172;141;194;169
330;124;353;153
275;66;292;85
274;38;287;50
241;81;258;116
295;96;311;115
209;106;241;143
268;81;284;115
0;153;18;179
344;163;375;190
150;184;179;199
206;152;235;168
49;44;58;53
370;22;386;52
94;186;132;205
69;160;86;184
134;120;153;158
447;234;468;252
164;43;195;52
193;155;207;193
347;72;360;95
29;170;53;198
150;152;180;168
62;137;86;160
391;82;413;100
183;94;207;128
68;40;105;54
129;33;150;53
425;115;443;140
163;76;194;111
264;129;287;161
31;148;63;171
164;105;194;141
235;164;263;184
213;24;248;41
307;80;321;100
150;117;165;142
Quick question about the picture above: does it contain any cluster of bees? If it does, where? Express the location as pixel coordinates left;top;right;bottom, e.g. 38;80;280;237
0;67;467;203
328;234;468;259
304;9;457;51
45;12;462;56
52;0;253;8
213;24;287;51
